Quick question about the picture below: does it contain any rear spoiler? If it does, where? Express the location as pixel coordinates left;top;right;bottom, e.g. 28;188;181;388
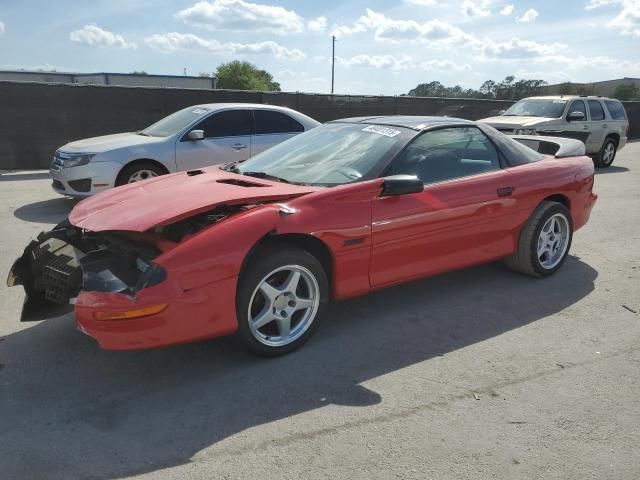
510;135;586;158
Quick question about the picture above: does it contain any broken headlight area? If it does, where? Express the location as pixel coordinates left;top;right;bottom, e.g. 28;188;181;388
152;203;256;242
7;221;165;322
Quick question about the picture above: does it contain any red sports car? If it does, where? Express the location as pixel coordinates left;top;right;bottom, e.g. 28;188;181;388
8;116;597;356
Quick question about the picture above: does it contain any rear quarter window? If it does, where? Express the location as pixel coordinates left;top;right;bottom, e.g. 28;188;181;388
604;100;628;121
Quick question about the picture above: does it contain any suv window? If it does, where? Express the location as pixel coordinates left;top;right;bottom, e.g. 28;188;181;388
588;100;605;121
567;100;586;120
254;110;304;135
604;100;628;120
194;110;252;138
390;127;500;184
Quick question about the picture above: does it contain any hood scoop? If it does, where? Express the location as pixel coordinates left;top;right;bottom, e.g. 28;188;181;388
216;178;269;188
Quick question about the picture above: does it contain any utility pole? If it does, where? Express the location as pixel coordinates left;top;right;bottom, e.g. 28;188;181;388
331;35;336;95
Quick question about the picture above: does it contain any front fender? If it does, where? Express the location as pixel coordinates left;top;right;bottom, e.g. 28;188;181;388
155;205;282;291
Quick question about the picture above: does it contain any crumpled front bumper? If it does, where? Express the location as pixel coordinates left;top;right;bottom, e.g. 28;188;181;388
7;230;84;322
7;223;239;350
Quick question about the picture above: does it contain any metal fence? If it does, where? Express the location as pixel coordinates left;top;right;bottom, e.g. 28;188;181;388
0;81;637;170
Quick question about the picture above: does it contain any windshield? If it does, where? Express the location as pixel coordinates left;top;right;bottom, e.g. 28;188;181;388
234;123;413;186
141;107;212;137
503;99;567;118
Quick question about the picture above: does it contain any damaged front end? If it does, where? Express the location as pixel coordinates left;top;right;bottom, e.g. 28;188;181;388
7;219;165;322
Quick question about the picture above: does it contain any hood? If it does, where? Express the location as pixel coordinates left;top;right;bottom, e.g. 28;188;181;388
60;132;165;154
69;167;321;232
479;116;558;129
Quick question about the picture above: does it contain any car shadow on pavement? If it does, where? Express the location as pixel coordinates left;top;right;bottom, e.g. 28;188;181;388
595;166;630;175
0;256;597;479
13;198;76;224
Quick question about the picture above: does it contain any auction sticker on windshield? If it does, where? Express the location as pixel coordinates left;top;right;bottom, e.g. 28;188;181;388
362;125;401;137
192;108;211;114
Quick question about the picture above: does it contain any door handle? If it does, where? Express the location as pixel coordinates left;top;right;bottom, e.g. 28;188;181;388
232;144;247;150
497;186;514;197
602;124;608;128
583;125;589;130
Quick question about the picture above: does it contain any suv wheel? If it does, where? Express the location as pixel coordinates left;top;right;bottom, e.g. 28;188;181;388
594;138;617;168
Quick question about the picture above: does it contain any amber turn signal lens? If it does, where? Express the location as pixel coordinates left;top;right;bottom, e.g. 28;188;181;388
94;303;168;321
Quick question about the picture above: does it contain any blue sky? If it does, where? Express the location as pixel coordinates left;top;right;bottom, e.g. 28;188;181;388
0;0;639;94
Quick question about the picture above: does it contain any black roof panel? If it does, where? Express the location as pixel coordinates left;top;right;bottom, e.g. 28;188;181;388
332;115;474;130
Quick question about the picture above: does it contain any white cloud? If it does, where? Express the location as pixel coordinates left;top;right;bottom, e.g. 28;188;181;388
330;9;563;63
517;8;539;23
585;0;621;9
482;37;566;59
337;54;414;71
331;9;481;49
420;59;471;71
607;0;640;37
176;0;304;34
404;0;439;5
462;0;492;17
307;16;327;32
144;32;305;60
500;4;515;15
70;25;137;49
0;20;4;34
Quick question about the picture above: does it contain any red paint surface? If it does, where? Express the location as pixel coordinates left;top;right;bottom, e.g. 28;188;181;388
71;156;597;350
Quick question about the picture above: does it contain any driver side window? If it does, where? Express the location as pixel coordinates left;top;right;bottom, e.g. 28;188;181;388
566;100;587;120
389;127;500;184
192;110;252;139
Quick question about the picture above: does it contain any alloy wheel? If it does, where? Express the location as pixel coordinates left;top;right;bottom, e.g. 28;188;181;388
248;265;320;347
537;213;570;270
602;142;615;166
127;169;159;183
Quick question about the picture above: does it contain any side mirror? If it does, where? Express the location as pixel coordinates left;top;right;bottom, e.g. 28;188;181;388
187;129;205;140
498;109;506;115
567;111;585;122
380;175;424;197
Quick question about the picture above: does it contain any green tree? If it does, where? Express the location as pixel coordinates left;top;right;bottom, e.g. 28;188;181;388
130;70;148;75
613;83;640;101
215;61;281;91
407;76;547;100
558;82;577;95
576;84;595;96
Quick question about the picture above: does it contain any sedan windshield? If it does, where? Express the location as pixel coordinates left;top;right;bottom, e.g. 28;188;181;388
234;123;413;186
503;99;567;118
141;107;212;137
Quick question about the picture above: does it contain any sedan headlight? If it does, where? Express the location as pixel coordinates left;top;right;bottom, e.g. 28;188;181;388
514;128;537;135
63;154;95;168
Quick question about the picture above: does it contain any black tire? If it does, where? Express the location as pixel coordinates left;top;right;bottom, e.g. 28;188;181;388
594;137;617;168
115;161;167;186
504;201;573;277
236;244;329;356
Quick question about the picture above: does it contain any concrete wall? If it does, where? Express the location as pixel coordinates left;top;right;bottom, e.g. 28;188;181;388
0;81;637;170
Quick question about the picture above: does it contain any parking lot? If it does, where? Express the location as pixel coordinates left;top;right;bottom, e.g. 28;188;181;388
0;143;638;479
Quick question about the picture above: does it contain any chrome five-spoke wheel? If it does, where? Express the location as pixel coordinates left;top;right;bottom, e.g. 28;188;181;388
537;213;570;270
237;245;329;356
505;200;573;277
248;265;320;347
